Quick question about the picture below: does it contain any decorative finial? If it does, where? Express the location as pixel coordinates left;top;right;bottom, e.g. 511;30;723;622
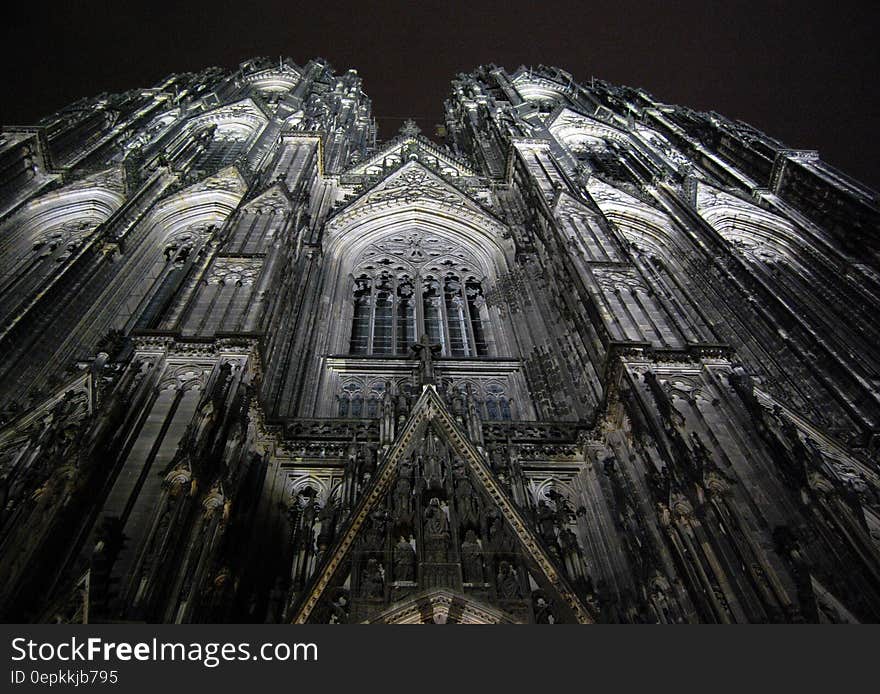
399;119;421;137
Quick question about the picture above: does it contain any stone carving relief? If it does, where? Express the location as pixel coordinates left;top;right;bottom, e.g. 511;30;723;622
206;258;262;286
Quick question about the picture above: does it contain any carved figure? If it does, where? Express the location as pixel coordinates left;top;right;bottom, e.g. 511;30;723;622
461;530;483;583
496;561;521;599
393;537;416;582
423;497;450;562
361;558;384;598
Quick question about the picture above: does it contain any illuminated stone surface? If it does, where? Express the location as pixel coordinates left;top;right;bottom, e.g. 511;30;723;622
0;58;878;623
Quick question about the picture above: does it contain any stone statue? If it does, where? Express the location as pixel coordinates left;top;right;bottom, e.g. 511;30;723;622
300;494;317;523
399;456;414;481
547;489;574;524
488;515;515;555
329;592;349;624
534;595;556;624
345;439;359;476
424;497;449;535
491;447;511;488
316;502;336;550
461;530;483;583
423;497;450;562
363;505;389;548
360;445;376;484
393;537;416;582
455;475;481;530
380;381;395;443
559;526;579;553
689;432;712;476
451;388;466;418
451;457;467;480
559;527;583;581
381;381;394;416
496;561;521;599
536;500;558;545
396;388;410;417
422;452;444;491
392;476;413;527
361;558;384;599
412;334;442;385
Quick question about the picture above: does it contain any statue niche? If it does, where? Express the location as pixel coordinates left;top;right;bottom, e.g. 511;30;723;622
453;465;481;530
461;529;484;584
419;427;447;492
361;505;390;550
496;560;522;600
423;497;450;562
392;474;415;530
393;537;416;583
360;558;385;599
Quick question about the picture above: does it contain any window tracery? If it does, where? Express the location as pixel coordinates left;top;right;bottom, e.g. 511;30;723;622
347;234;490;357
334;377;513;421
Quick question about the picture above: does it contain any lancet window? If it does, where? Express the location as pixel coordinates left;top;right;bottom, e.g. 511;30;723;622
347;234;490;357
192;124;254;171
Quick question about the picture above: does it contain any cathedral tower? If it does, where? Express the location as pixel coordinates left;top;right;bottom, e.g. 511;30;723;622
0;58;878;623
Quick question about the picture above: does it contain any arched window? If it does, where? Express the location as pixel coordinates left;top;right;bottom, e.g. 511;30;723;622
349;276;372;355
396;276;416;354
194;127;250;171
372;273;394;355
365;382;384;417
336;381;391;419
133;225;211;331
465;279;489;355
484;383;513;421
337;382;363;417
422;275;445;352
350;393;363;418
347;237;491;357
347;271;489;357
444;274;468;355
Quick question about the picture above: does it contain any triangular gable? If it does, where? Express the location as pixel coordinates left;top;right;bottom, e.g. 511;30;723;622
242;182;292;211
242;61;302;84
345;136;477;178
510;68;568;95
179;165;249;197
147;166;248;229
752;386;880;494
292;384;594;624
695;181;775;217
64;165;126;194
553;188;598;219
327;160;506;232
695;181;756;213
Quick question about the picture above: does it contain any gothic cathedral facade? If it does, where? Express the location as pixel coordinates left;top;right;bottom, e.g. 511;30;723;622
1;58;879;624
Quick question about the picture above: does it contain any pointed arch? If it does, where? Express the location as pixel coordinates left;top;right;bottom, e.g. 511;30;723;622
0;180;124;325
697;183;880;377
292;385;595;624
107;167;248;332
318;163;516;359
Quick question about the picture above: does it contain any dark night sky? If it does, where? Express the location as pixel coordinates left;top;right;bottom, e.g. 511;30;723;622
3;1;878;189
